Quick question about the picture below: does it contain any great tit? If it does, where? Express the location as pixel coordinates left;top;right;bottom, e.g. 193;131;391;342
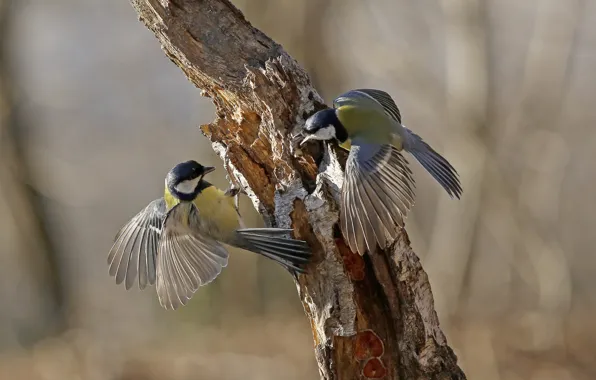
107;160;312;310
299;88;462;255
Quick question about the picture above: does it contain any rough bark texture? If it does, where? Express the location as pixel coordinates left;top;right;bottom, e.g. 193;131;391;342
129;0;467;378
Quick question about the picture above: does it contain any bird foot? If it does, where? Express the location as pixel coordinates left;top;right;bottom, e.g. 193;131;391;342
224;185;246;212
224;185;245;198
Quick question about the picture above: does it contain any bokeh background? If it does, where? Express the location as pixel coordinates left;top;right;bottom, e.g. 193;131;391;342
1;0;595;379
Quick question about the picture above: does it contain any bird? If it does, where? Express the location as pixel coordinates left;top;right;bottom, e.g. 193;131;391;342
298;88;462;255
107;160;312;310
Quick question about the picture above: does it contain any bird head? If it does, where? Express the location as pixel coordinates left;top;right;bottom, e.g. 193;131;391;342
166;160;215;200
299;109;348;146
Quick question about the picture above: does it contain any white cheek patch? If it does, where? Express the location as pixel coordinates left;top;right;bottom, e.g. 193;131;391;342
300;125;336;145
175;177;201;194
317;125;336;140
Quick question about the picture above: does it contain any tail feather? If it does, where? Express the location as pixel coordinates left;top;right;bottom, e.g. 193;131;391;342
237;228;296;236
245;240;311;263
403;128;462;199
251;241;310;264
238;231;309;247
238;233;310;253
236;228;312;273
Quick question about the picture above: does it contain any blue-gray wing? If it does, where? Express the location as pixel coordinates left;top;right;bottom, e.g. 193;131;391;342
156;203;229;310
334;89;402;123
403;128;462;199
108;198;165;291
341;140;415;255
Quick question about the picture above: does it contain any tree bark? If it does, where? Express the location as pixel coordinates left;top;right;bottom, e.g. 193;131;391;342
129;0;466;378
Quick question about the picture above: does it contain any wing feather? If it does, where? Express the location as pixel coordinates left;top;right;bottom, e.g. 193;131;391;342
403;127;462;198
156;203;229;310
334;89;402;123
108;198;165;290
341;141;415;255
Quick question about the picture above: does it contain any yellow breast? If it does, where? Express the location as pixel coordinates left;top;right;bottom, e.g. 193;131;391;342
164;185;241;235
193;186;241;234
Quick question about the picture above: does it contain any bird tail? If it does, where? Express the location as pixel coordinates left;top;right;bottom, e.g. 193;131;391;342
403;127;462;199
235;228;312;273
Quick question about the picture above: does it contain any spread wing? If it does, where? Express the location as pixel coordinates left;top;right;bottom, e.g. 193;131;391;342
108;198;165;290
156;203;229;310
334;89;402;123
403;128;463;199
341;139;415;255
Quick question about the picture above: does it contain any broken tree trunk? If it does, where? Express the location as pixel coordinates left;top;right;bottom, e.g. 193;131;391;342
129;0;467;378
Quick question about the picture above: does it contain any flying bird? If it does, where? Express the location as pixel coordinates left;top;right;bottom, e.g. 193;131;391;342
299;89;462;255
108;160;312;310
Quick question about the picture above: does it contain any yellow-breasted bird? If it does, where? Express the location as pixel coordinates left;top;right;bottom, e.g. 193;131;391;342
108;160;311;310
299;89;462;255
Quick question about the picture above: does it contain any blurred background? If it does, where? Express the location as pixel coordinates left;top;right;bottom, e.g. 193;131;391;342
0;0;594;379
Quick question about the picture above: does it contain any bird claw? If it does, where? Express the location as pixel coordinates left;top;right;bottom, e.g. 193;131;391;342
224;185;246;212
224;185;245;198
290;131;306;157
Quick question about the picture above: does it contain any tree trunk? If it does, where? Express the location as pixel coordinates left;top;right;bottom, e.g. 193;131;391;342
128;0;466;378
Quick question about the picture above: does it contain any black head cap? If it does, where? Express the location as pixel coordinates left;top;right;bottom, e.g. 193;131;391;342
166;160;215;201
303;108;348;143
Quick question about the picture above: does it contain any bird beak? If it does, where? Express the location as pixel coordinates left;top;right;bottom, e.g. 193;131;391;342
203;166;216;175
290;131;304;143
299;135;315;146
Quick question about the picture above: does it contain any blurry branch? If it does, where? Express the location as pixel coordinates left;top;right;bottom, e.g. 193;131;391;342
491;0;581;349
301;0;343;93
129;0;466;378
0;0;66;344
424;0;489;320
431;2;582;376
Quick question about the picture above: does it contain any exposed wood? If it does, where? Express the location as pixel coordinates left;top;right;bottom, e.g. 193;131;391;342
128;0;466;378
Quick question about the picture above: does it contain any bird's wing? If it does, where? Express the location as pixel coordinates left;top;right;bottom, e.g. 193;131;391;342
402;128;462;199
156;202;229;310
334;89;402;124
108;198;166;291
337;89;462;198
341;139;416;255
